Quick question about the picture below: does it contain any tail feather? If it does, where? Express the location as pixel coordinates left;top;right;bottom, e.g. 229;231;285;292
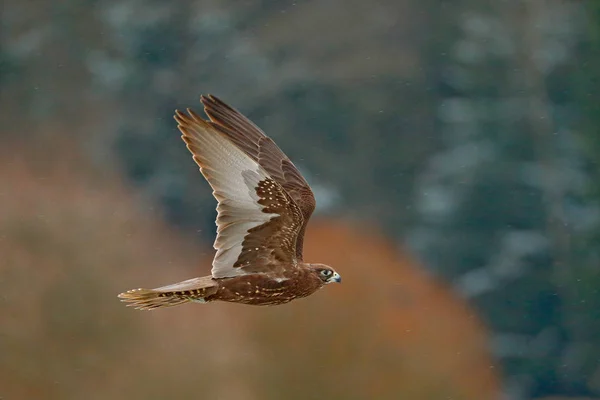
118;288;192;310
118;276;218;310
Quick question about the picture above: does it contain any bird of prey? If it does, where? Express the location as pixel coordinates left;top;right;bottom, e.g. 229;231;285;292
118;95;341;310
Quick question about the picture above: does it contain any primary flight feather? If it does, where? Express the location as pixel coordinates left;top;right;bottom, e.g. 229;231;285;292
118;95;340;310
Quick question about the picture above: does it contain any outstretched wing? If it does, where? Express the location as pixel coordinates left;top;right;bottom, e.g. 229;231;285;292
175;108;305;279
200;95;316;261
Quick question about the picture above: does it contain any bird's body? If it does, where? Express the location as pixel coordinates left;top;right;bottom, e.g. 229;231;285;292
118;95;340;310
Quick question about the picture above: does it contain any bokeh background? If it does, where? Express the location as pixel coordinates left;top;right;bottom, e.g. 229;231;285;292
2;1;600;399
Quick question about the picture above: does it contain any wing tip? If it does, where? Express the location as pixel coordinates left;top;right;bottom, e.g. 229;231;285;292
201;94;236;119
201;93;220;106
174;107;212;136
173;109;190;126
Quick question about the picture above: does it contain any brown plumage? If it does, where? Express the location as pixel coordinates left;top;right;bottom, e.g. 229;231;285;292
118;95;341;310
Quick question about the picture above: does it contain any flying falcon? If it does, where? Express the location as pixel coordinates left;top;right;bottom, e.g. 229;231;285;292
118;95;341;310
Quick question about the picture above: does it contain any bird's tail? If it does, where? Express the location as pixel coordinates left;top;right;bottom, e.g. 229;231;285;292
118;276;218;310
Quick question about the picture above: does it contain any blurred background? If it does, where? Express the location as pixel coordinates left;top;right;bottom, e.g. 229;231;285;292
1;0;599;399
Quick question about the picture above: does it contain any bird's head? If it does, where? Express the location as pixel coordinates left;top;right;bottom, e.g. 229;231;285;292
309;263;341;284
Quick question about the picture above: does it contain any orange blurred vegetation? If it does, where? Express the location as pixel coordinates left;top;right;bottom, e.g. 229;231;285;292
0;140;500;399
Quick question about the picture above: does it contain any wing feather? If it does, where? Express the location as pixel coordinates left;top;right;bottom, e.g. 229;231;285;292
200;95;316;260
175;108;303;279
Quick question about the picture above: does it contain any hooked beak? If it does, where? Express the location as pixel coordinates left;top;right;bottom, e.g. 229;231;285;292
328;272;342;284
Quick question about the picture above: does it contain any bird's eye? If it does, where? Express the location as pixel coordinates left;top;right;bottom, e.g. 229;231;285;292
320;270;332;277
